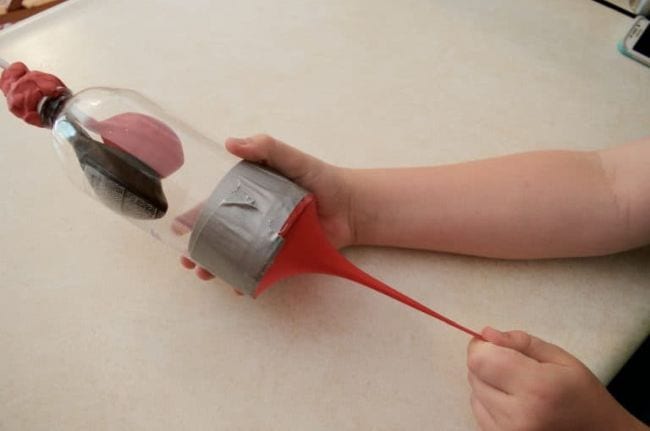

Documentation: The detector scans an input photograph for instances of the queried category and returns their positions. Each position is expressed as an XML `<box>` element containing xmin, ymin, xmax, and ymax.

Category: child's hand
<box><xmin>180</xmin><ymin>134</ymin><xmax>356</xmax><ymax>280</ymax></box>
<box><xmin>467</xmin><ymin>327</ymin><xmax>645</xmax><ymax>431</ymax></box>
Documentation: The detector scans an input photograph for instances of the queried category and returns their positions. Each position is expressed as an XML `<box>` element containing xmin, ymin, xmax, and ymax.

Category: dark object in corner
<box><xmin>608</xmin><ymin>334</ymin><xmax>650</xmax><ymax>426</ymax></box>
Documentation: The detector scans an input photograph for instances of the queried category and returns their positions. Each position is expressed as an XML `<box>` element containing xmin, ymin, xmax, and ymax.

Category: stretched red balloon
<box><xmin>258</xmin><ymin>195</ymin><xmax>483</xmax><ymax>339</ymax></box>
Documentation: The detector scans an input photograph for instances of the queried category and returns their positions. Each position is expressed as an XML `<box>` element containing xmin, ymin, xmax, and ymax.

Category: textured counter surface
<box><xmin>0</xmin><ymin>0</ymin><xmax>649</xmax><ymax>429</ymax></box>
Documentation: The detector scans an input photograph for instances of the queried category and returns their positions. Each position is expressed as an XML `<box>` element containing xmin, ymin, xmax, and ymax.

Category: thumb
<box><xmin>482</xmin><ymin>327</ymin><xmax>578</xmax><ymax>366</ymax></box>
<box><xmin>225</xmin><ymin>135</ymin><xmax>324</xmax><ymax>185</ymax></box>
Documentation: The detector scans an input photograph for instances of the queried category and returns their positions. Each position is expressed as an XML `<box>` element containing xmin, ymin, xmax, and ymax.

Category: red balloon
<box><xmin>259</xmin><ymin>195</ymin><xmax>483</xmax><ymax>339</ymax></box>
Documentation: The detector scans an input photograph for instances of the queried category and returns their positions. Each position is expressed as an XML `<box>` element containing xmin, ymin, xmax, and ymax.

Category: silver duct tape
<box><xmin>188</xmin><ymin>161</ymin><xmax>308</xmax><ymax>295</ymax></box>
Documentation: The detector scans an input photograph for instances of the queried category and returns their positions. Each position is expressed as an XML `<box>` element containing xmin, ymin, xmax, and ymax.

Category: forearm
<box><xmin>347</xmin><ymin>149</ymin><xmax>647</xmax><ymax>259</ymax></box>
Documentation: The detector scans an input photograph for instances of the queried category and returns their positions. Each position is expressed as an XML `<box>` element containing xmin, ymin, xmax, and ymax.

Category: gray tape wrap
<box><xmin>188</xmin><ymin>161</ymin><xmax>308</xmax><ymax>295</ymax></box>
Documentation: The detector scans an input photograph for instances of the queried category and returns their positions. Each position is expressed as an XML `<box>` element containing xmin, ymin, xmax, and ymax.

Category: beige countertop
<box><xmin>0</xmin><ymin>0</ymin><xmax>648</xmax><ymax>429</ymax></box>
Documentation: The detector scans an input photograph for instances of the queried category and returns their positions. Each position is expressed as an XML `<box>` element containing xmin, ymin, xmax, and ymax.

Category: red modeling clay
<box><xmin>0</xmin><ymin>62</ymin><xmax>67</xmax><ymax>127</ymax></box>
<box><xmin>258</xmin><ymin>195</ymin><xmax>483</xmax><ymax>338</ymax></box>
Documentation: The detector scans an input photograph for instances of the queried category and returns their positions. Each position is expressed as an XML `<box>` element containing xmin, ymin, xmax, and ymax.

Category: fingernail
<box><xmin>482</xmin><ymin>326</ymin><xmax>504</xmax><ymax>340</ymax></box>
<box><xmin>226</xmin><ymin>137</ymin><xmax>246</xmax><ymax>146</ymax></box>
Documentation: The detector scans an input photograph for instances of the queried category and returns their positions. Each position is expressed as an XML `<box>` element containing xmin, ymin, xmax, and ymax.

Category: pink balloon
<box><xmin>94</xmin><ymin>112</ymin><xmax>184</xmax><ymax>178</ymax></box>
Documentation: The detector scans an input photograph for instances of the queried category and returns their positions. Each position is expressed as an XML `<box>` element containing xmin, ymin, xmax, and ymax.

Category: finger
<box><xmin>172</xmin><ymin>202</ymin><xmax>205</xmax><ymax>235</ymax></box>
<box><xmin>180</xmin><ymin>256</ymin><xmax>196</xmax><ymax>269</ymax></box>
<box><xmin>467</xmin><ymin>337</ymin><xmax>537</xmax><ymax>394</ymax></box>
<box><xmin>195</xmin><ymin>267</ymin><xmax>215</xmax><ymax>281</ymax></box>
<box><xmin>470</xmin><ymin>394</ymin><xmax>499</xmax><ymax>431</ymax></box>
<box><xmin>467</xmin><ymin>371</ymin><xmax>510</xmax><ymax>415</ymax></box>
<box><xmin>482</xmin><ymin>327</ymin><xmax>577</xmax><ymax>366</ymax></box>
<box><xmin>225</xmin><ymin>135</ymin><xmax>324</xmax><ymax>183</ymax></box>
<box><xmin>182</xmin><ymin>257</ymin><xmax>221</xmax><ymax>283</ymax></box>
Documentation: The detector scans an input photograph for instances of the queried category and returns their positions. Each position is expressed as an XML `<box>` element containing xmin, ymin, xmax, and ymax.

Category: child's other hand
<box><xmin>180</xmin><ymin>134</ymin><xmax>356</xmax><ymax>281</ymax></box>
<box><xmin>467</xmin><ymin>327</ymin><xmax>645</xmax><ymax>431</ymax></box>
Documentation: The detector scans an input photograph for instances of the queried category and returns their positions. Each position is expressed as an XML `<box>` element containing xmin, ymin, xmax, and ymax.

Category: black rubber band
<box><xmin>591</xmin><ymin>0</ymin><xmax>636</xmax><ymax>18</ymax></box>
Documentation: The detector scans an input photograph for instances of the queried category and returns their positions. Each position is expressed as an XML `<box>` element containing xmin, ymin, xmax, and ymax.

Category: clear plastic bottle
<box><xmin>44</xmin><ymin>87</ymin><xmax>233</xmax><ymax>251</ymax></box>
<box><xmin>41</xmin><ymin>87</ymin><xmax>307</xmax><ymax>294</ymax></box>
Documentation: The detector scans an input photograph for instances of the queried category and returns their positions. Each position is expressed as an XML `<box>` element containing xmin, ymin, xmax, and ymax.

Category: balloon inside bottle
<box><xmin>0</xmin><ymin>62</ymin><xmax>482</xmax><ymax>338</ymax></box>
<box><xmin>46</xmin><ymin>86</ymin><xmax>306</xmax><ymax>294</ymax></box>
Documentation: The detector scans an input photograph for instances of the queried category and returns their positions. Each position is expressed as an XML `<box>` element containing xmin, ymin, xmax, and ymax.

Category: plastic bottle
<box><xmin>40</xmin><ymin>86</ymin><xmax>308</xmax><ymax>294</ymax></box>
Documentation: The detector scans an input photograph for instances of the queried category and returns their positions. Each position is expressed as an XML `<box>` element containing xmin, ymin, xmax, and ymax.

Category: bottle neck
<box><xmin>39</xmin><ymin>90</ymin><xmax>72</xmax><ymax>128</ymax></box>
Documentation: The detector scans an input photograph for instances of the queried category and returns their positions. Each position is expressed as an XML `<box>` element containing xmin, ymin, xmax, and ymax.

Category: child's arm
<box><xmin>181</xmin><ymin>135</ymin><xmax>650</xmax><ymax>278</ymax></box>
<box><xmin>348</xmin><ymin>139</ymin><xmax>650</xmax><ymax>258</ymax></box>
<box><xmin>208</xmin><ymin>135</ymin><xmax>650</xmax><ymax>431</ymax></box>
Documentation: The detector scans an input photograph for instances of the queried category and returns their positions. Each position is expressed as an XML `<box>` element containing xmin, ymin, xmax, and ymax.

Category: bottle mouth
<box><xmin>39</xmin><ymin>89</ymin><xmax>72</xmax><ymax>128</ymax></box>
